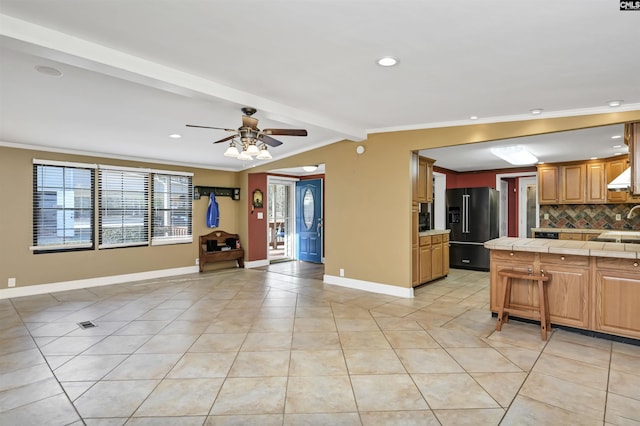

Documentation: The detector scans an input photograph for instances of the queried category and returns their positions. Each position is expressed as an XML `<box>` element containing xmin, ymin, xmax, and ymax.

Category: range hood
<box><xmin>608</xmin><ymin>167</ymin><xmax>631</xmax><ymax>191</ymax></box>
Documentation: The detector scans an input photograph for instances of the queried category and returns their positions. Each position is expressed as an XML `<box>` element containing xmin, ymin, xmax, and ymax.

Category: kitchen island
<box><xmin>485</xmin><ymin>237</ymin><xmax>640</xmax><ymax>341</ymax></box>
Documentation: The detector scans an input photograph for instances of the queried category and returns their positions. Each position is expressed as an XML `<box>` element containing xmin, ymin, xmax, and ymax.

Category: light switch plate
<box><xmin>544</xmin><ymin>214</ymin><xmax>549</xmax><ymax>220</ymax></box>
<box><xmin>257</xmin><ymin>212</ymin><xmax>263</xmax><ymax>219</ymax></box>
<box><xmin>616</xmin><ymin>214</ymin><xmax>622</xmax><ymax>221</ymax></box>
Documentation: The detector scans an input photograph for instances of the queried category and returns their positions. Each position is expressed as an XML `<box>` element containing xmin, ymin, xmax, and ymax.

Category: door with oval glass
<box><xmin>296</xmin><ymin>178</ymin><xmax>323</xmax><ymax>263</ymax></box>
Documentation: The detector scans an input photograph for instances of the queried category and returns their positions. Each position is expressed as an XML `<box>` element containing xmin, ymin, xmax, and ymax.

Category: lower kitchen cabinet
<box><xmin>539</xmin><ymin>254</ymin><xmax>590</xmax><ymax>329</ymax></box>
<box><xmin>594</xmin><ymin>258</ymin><xmax>640</xmax><ymax>339</ymax></box>
<box><xmin>489</xmin><ymin>250</ymin><xmax>640</xmax><ymax>340</ymax></box>
<box><xmin>416</xmin><ymin>232</ymin><xmax>449</xmax><ymax>286</ymax></box>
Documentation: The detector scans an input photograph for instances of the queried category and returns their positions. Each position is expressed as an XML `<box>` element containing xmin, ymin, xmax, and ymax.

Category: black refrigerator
<box><xmin>446</xmin><ymin>187</ymin><xmax>499</xmax><ymax>271</ymax></box>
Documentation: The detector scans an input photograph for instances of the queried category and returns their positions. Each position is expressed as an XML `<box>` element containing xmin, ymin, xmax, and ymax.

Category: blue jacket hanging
<box><xmin>206</xmin><ymin>192</ymin><xmax>220</xmax><ymax>228</ymax></box>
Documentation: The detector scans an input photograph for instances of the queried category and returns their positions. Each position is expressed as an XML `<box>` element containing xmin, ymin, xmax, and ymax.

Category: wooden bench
<box><xmin>199</xmin><ymin>230</ymin><xmax>244</xmax><ymax>272</ymax></box>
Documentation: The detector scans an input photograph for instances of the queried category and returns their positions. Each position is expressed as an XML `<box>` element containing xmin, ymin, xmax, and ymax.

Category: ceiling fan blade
<box><xmin>212</xmin><ymin>135</ymin><xmax>237</xmax><ymax>144</ymax></box>
<box><xmin>242</xmin><ymin>115</ymin><xmax>259</xmax><ymax>130</ymax></box>
<box><xmin>258</xmin><ymin>134</ymin><xmax>283</xmax><ymax>147</ymax></box>
<box><xmin>186</xmin><ymin>124</ymin><xmax>236</xmax><ymax>132</ymax></box>
<box><xmin>263</xmin><ymin>128</ymin><xmax>308</xmax><ymax>136</ymax></box>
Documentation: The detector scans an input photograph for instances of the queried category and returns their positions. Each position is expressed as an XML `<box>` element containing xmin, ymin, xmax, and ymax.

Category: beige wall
<box><xmin>2</xmin><ymin>111</ymin><xmax>640</xmax><ymax>291</ymax></box>
<box><xmin>0</xmin><ymin>146</ymin><xmax>242</xmax><ymax>288</ymax></box>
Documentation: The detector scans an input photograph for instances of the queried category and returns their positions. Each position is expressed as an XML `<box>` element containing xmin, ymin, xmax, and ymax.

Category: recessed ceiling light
<box><xmin>611</xmin><ymin>135</ymin><xmax>622</xmax><ymax>139</ymax></box>
<box><xmin>377</xmin><ymin>56</ymin><xmax>398</xmax><ymax>67</ymax></box>
<box><xmin>529</xmin><ymin>109</ymin><xmax>543</xmax><ymax>115</ymax></box>
<box><xmin>169</xmin><ymin>134</ymin><xmax>182</xmax><ymax>139</ymax></box>
<box><xmin>35</xmin><ymin>65</ymin><xmax>62</xmax><ymax>77</ymax></box>
<box><xmin>612</xmin><ymin>144</ymin><xmax>622</xmax><ymax>149</ymax></box>
<box><xmin>470</xmin><ymin>116</ymin><xmax>479</xmax><ymax>120</ymax></box>
<box><xmin>608</xmin><ymin>100</ymin><xmax>623</xmax><ymax>107</ymax></box>
<box><xmin>590</xmin><ymin>157</ymin><xmax>598</xmax><ymax>160</ymax></box>
<box><xmin>613</xmin><ymin>152</ymin><xmax>622</xmax><ymax>156</ymax></box>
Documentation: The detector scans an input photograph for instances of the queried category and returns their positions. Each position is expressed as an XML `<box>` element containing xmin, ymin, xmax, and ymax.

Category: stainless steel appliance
<box><xmin>446</xmin><ymin>187</ymin><xmax>499</xmax><ymax>270</ymax></box>
<box><xmin>533</xmin><ymin>231</ymin><xmax>559</xmax><ymax>239</ymax></box>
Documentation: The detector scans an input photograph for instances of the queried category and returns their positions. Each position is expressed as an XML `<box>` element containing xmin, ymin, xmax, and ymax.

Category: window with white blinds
<box><xmin>152</xmin><ymin>173</ymin><xmax>193</xmax><ymax>245</ymax></box>
<box><xmin>32</xmin><ymin>160</ymin><xmax>95</xmax><ymax>252</ymax></box>
<box><xmin>98</xmin><ymin>166</ymin><xmax>149</xmax><ymax>249</ymax></box>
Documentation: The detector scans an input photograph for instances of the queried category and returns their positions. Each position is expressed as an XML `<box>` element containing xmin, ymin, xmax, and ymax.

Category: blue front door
<box><xmin>296</xmin><ymin>179</ymin><xmax>322</xmax><ymax>263</ymax></box>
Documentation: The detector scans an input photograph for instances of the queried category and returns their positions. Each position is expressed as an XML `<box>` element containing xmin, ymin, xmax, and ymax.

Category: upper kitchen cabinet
<box><xmin>627</xmin><ymin>122</ymin><xmax>640</xmax><ymax>196</ymax></box>
<box><xmin>418</xmin><ymin>156</ymin><xmax>435</xmax><ymax>203</ymax></box>
<box><xmin>538</xmin><ymin>159</ymin><xmax>611</xmax><ymax>205</ymax></box>
<box><xmin>560</xmin><ymin>163</ymin><xmax>586</xmax><ymax>204</ymax></box>
<box><xmin>606</xmin><ymin>155</ymin><xmax>630</xmax><ymax>203</ymax></box>
<box><xmin>537</xmin><ymin>165</ymin><xmax>559</xmax><ymax>204</ymax></box>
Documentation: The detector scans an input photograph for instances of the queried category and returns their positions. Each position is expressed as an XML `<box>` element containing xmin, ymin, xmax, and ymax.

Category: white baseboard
<box><xmin>0</xmin><ymin>266</ymin><xmax>199</xmax><ymax>300</ymax></box>
<box><xmin>323</xmin><ymin>274</ymin><xmax>414</xmax><ymax>298</ymax></box>
<box><xmin>244</xmin><ymin>259</ymin><xmax>269</xmax><ymax>269</ymax></box>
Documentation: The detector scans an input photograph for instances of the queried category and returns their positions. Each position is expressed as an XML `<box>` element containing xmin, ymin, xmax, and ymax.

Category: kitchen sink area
<box><xmin>591</xmin><ymin>231</ymin><xmax>640</xmax><ymax>243</ymax></box>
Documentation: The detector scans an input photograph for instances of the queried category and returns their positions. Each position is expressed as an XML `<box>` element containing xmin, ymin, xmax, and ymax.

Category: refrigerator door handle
<box><xmin>462</xmin><ymin>194</ymin><xmax>470</xmax><ymax>233</ymax></box>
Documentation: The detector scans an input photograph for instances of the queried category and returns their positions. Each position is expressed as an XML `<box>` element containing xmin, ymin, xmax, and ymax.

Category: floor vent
<box><xmin>77</xmin><ymin>321</ymin><xmax>96</xmax><ymax>329</ymax></box>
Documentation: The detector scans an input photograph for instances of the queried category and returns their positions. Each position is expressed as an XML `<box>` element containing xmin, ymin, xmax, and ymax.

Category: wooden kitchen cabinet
<box><xmin>412</xmin><ymin>153</ymin><xmax>419</xmax><ymax>203</ymax></box>
<box><xmin>490</xmin><ymin>251</ymin><xmax>589</xmax><ymax>328</ymax></box>
<box><xmin>539</xmin><ymin>254</ymin><xmax>590</xmax><ymax>329</ymax></box>
<box><xmin>594</xmin><ymin>257</ymin><xmax>640</xmax><ymax>339</ymax></box>
<box><xmin>419</xmin><ymin>236</ymin><xmax>432</xmax><ymax>284</ymax></box>
<box><xmin>537</xmin><ymin>165</ymin><xmax>559</xmax><ymax>204</ymax></box>
<box><xmin>559</xmin><ymin>232</ymin><xmax>582</xmax><ymax>241</ymax></box>
<box><xmin>606</xmin><ymin>156</ymin><xmax>629</xmax><ymax>203</ymax></box>
<box><xmin>489</xmin><ymin>251</ymin><xmax>536</xmax><ymax>312</ymax></box>
<box><xmin>560</xmin><ymin>163</ymin><xmax>586</xmax><ymax>204</ymax></box>
<box><xmin>431</xmin><ymin>234</ymin><xmax>443</xmax><ymax>279</ymax></box>
<box><xmin>585</xmin><ymin>161</ymin><xmax>606</xmax><ymax>203</ymax></box>
<box><xmin>417</xmin><ymin>156</ymin><xmax>434</xmax><ymax>203</ymax></box>
<box><xmin>412</xmin><ymin>202</ymin><xmax>419</xmax><ymax>286</ymax></box>
<box><xmin>627</xmin><ymin>122</ymin><xmax>640</xmax><ymax>196</ymax></box>
<box><xmin>443</xmin><ymin>234</ymin><xmax>450</xmax><ymax>276</ymax></box>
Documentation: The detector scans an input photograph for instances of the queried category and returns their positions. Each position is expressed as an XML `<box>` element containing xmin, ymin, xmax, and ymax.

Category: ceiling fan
<box><xmin>186</xmin><ymin>107</ymin><xmax>307</xmax><ymax>148</ymax></box>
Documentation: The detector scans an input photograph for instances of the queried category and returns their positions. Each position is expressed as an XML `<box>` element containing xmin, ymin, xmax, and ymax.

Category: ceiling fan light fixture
<box><xmin>490</xmin><ymin>145</ymin><xmax>538</xmax><ymax>165</ymax></box>
<box><xmin>246</xmin><ymin>142</ymin><xmax>260</xmax><ymax>156</ymax></box>
<box><xmin>302</xmin><ymin>165</ymin><xmax>318</xmax><ymax>172</ymax></box>
<box><xmin>256</xmin><ymin>144</ymin><xmax>272</xmax><ymax>160</ymax></box>
<box><xmin>223</xmin><ymin>141</ymin><xmax>240</xmax><ymax>158</ymax></box>
<box><xmin>237</xmin><ymin>149</ymin><xmax>253</xmax><ymax>161</ymax></box>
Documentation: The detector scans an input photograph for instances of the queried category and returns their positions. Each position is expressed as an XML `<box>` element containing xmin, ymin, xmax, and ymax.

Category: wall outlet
<box><xmin>544</xmin><ymin>214</ymin><xmax>549</xmax><ymax>220</ymax></box>
<box><xmin>616</xmin><ymin>214</ymin><xmax>622</xmax><ymax>221</ymax></box>
<box><xmin>195</xmin><ymin>258</ymin><xmax>199</xmax><ymax>266</ymax></box>
<box><xmin>339</xmin><ymin>268</ymin><xmax>345</xmax><ymax>277</ymax></box>
<box><xmin>8</xmin><ymin>278</ymin><xmax>16</xmax><ymax>288</ymax></box>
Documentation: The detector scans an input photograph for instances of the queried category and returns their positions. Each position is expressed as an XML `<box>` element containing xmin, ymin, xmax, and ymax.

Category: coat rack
<box><xmin>193</xmin><ymin>186</ymin><xmax>240</xmax><ymax>200</ymax></box>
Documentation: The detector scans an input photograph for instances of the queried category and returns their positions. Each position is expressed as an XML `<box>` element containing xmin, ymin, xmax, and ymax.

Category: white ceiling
<box><xmin>0</xmin><ymin>1</ymin><xmax>639</xmax><ymax>172</ymax></box>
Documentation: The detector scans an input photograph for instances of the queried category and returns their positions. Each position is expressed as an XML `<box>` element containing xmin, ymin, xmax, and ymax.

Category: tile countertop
<box><xmin>418</xmin><ymin>229</ymin><xmax>451</xmax><ymax>237</ymax></box>
<box><xmin>484</xmin><ymin>237</ymin><xmax>640</xmax><ymax>259</ymax></box>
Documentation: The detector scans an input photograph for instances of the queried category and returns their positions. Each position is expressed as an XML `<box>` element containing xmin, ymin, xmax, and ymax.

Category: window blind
<box><xmin>32</xmin><ymin>162</ymin><xmax>95</xmax><ymax>252</ymax></box>
<box><xmin>151</xmin><ymin>173</ymin><xmax>193</xmax><ymax>245</ymax></box>
<box><xmin>98</xmin><ymin>167</ymin><xmax>149</xmax><ymax>249</ymax></box>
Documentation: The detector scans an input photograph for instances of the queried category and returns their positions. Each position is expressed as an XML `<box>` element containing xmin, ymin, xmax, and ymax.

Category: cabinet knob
<box><xmin>560</xmin><ymin>256</ymin><xmax>566</xmax><ymax>261</ymax></box>
<box><xmin>634</xmin><ymin>262</ymin><xmax>639</xmax><ymax>267</ymax></box>
<box><xmin>510</xmin><ymin>252</ymin><xmax>514</xmax><ymax>256</ymax></box>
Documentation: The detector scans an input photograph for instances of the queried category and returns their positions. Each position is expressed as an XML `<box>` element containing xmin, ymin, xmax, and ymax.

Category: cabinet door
<box><xmin>412</xmin><ymin>203</ymin><xmax>419</xmax><ymax>286</ymax></box>
<box><xmin>417</xmin><ymin>157</ymin><xmax>429</xmax><ymax>203</ymax></box>
<box><xmin>627</xmin><ymin>122</ymin><xmax>640</xmax><ymax>196</ymax></box>
<box><xmin>431</xmin><ymin>242</ymin><xmax>443</xmax><ymax>279</ymax></box>
<box><xmin>411</xmin><ymin>153</ymin><xmax>419</xmax><ymax>203</ymax></box>
<box><xmin>537</xmin><ymin>165</ymin><xmax>559</xmax><ymax>204</ymax></box>
<box><xmin>419</xmin><ymin>244</ymin><xmax>432</xmax><ymax>283</ymax></box>
<box><xmin>425</xmin><ymin>158</ymin><xmax>434</xmax><ymax>202</ymax></box>
<box><xmin>490</xmin><ymin>261</ymin><xmax>535</xmax><ymax>312</ymax></box>
<box><xmin>595</xmin><ymin>269</ymin><xmax>640</xmax><ymax>339</ymax></box>
<box><xmin>560</xmin><ymin>164</ymin><xmax>585</xmax><ymax>204</ymax></box>
<box><xmin>606</xmin><ymin>157</ymin><xmax>629</xmax><ymax>203</ymax></box>
<box><xmin>443</xmin><ymin>236</ymin><xmax>450</xmax><ymax>276</ymax></box>
<box><xmin>559</xmin><ymin>233</ymin><xmax>582</xmax><ymax>241</ymax></box>
<box><xmin>540</xmin><ymin>263</ymin><xmax>590</xmax><ymax>328</ymax></box>
<box><xmin>585</xmin><ymin>161</ymin><xmax>606</xmax><ymax>203</ymax></box>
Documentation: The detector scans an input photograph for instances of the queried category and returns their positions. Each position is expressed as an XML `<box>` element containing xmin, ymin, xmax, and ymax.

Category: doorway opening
<box><xmin>267</xmin><ymin>177</ymin><xmax>296</xmax><ymax>262</ymax></box>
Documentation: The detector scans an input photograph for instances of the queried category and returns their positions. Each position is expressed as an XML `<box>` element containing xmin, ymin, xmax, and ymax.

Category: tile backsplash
<box><xmin>540</xmin><ymin>204</ymin><xmax>640</xmax><ymax>230</ymax></box>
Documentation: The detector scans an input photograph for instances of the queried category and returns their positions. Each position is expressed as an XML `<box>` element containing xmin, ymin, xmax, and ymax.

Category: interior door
<box><xmin>296</xmin><ymin>179</ymin><xmax>322</xmax><ymax>263</ymax></box>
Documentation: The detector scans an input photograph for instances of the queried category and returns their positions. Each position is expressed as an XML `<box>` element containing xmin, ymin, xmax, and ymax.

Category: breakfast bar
<box><xmin>485</xmin><ymin>236</ymin><xmax>640</xmax><ymax>341</ymax></box>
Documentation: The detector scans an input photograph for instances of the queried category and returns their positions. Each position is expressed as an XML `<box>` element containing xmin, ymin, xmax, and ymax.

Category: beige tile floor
<box><xmin>1</xmin><ymin>266</ymin><xmax>639</xmax><ymax>425</ymax></box>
